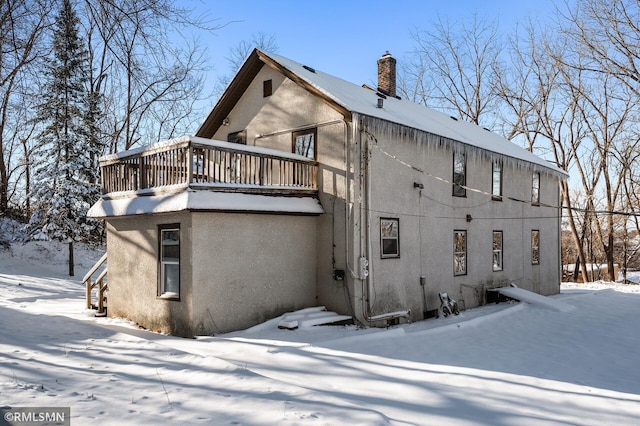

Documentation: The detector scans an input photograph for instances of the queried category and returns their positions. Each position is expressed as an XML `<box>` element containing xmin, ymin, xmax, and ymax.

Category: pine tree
<box><xmin>29</xmin><ymin>0</ymin><xmax>104</xmax><ymax>275</ymax></box>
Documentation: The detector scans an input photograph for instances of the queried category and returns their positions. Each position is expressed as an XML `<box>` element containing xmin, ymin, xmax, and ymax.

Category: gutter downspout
<box><xmin>357</xmin><ymin>116</ymin><xmax>409</xmax><ymax>325</ymax></box>
<box><xmin>365</xmin><ymin>125</ymin><xmax>374</xmax><ymax>320</ymax></box>
<box><xmin>345</xmin><ymin>118</ymin><xmax>359</xmax><ymax>281</ymax></box>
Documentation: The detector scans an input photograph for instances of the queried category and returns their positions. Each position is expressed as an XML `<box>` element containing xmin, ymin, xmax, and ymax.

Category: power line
<box><xmin>370</xmin><ymin>142</ymin><xmax>640</xmax><ymax>219</ymax></box>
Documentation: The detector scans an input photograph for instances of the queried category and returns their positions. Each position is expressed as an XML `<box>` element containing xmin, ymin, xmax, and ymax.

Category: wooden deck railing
<box><xmin>100</xmin><ymin>137</ymin><xmax>318</xmax><ymax>195</ymax></box>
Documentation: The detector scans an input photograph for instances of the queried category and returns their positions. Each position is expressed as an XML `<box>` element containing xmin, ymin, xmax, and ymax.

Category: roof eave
<box><xmin>256</xmin><ymin>50</ymin><xmax>353</xmax><ymax>122</ymax></box>
<box><xmin>196</xmin><ymin>50</ymin><xmax>265</xmax><ymax>139</ymax></box>
<box><xmin>196</xmin><ymin>49</ymin><xmax>352</xmax><ymax>139</ymax></box>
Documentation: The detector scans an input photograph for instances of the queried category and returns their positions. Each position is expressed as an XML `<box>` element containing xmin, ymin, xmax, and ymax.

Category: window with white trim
<box><xmin>381</xmin><ymin>218</ymin><xmax>400</xmax><ymax>258</ymax></box>
<box><xmin>159</xmin><ymin>225</ymin><xmax>180</xmax><ymax>298</ymax></box>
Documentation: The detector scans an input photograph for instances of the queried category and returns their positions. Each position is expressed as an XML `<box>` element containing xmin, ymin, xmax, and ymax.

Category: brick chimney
<box><xmin>377</xmin><ymin>51</ymin><xmax>396</xmax><ymax>98</ymax></box>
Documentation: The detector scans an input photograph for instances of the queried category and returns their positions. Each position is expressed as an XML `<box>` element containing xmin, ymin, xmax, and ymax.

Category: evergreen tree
<box><xmin>29</xmin><ymin>0</ymin><xmax>104</xmax><ymax>274</ymax></box>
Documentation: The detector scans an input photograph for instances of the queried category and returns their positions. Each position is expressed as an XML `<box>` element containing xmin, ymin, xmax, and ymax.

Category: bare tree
<box><xmin>0</xmin><ymin>0</ymin><xmax>54</xmax><ymax>214</ymax></box>
<box><xmin>2</xmin><ymin>0</ymin><xmax>221</xmax><ymax>223</ymax></box>
<box><xmin>213</xmin><ymin>32</ymin><xmax>279</xmax><ymax>100</ymax></box>
<box><xmin>81</xmin><ymin>0</ymin><xmax>217</xmax><ymax>152</ymax></box>
<box><xmin>497</xmin><ymin>21</ymin><xmax>593</xmax><ymax>283</ymax></box>
<box><xmin>560</xmin><ymin>0</ymin><xmax>640</xmax><ymax>98</ymax></box>
<box><xmin>404</xmin><ymin>13</ymin><xmax>504</xmax><ymax>127</ymax></box>
<box><xmin>556</xmin><ymin>0</ymin><xmax>640</xmax><ymax>281</ymax></box>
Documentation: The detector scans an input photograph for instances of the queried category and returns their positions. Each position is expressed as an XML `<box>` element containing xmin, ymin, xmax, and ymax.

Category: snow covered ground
<box><xmin>1</xmin><ymin>239</ymin><xmax>640</xmax><ymax>425</ymax></box>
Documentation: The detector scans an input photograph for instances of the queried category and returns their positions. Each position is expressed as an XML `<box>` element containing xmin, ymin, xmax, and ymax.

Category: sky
<box><xmin>187</xmin><ymin>0</ymin><xmax>560</xmax><ymax>99</ymax></box>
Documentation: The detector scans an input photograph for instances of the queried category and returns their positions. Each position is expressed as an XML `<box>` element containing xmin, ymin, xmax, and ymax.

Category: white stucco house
<box><xmin>88</xmin><ymin>49</ymin><xmax>568</xmax><ymax>337</ymax></box>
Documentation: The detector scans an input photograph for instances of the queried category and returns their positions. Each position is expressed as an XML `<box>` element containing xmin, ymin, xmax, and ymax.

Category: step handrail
<box><xmin>84</xmin><ymin>253</ymin><xmax>108</xmax><ymax>312</ymax></box>
<box><xmin>83</xmin><ymin>252</ymin><xmax>107</xmax><ymax>283</ymax></box>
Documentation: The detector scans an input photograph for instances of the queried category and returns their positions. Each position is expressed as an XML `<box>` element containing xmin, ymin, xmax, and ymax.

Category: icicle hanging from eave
<box><xmin>358</xmin><ymin>115</ymin><xmax>567</xmax><ymax>180</ymax></box>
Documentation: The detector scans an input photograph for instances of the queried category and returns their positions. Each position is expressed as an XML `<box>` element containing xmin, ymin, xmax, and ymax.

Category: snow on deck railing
<box><xmin>100</xmin><ymin>136</ymin><xmax>318</xmax><ymax>195</ymax></box>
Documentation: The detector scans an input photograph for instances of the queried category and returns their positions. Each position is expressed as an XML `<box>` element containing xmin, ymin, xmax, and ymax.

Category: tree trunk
<box><xmin>68</xmin><ymin>241</ymin><xmax>74</xmax><ymax>277</ymax></box>
<box><xmin>606</xmin><ymin>234</ymin><xmax>615</xmax><ymax>282</ymax></box>
<box><xmin>562</xmin><ymin>181</ymin><xmax>589</xmax><ymax>283</ymax></box>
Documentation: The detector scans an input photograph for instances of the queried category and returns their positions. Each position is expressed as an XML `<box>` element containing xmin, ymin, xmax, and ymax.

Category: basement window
<box><xmin>453</xmin><ymin>151</ymin><xmax>466</xmax><ymax>197</ymax></box>
<box><xmin>454</xmin><ymin>230</ymin><xmax>467</xmax><ymax>275</ymax></box>
<box><xmin>292</xmin><ymin>128</ymin><xmax>317</xmax><ymax>160</ymax></box>
<box><xmin>159</xmin><ymin>225</ymin><xmax>180</xmax><ymax>299</ymax></box>
<box><xmin>381</xmin><ymin>218</ymin><xmax>400</xmax><ymax>258</ymax></box>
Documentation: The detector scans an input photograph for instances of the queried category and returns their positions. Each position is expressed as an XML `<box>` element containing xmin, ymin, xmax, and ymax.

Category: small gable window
<box><xmin>263</xmin><ymin>79</ymin><xmax>273</xmax><ymax>97</ymax></box>
<box><xmin>453</xmin><ymin>151</ymin><xmax>466</xmax><ymax>197</ymax></box>
<box><xmin>380</xmin><ymin>218</ymin><xmax>400</xmax><ymax>258</ymax></box>
<box><xmin>292</xmin><ymin>128</ymin><xmax>317</xmax><ymax>160</ymax></box>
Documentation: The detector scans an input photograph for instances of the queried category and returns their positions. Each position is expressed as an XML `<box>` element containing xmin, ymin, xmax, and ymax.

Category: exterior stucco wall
<box><xmin>364</xmin><ymin>132</ymin><xmax>562</xmax><ymax>321</ymax></box>
<box><xmin>105</xmin><ymin>213</ymin><xmax>194</xmax><ymax>336</ymax></box>
<box><xmin>211</xmin><ymin>64</ymin><xmax>354</xmax><ymax>318</ymax></box>
<box><xmin>106</xmin><ymin>211</ymin><xmax>318</xmax><ymax>337</ymax></box>
<box><xmin>190</xmin><ymin>212</ymin><xmax>317</xmax><ymax>335</ymax></box>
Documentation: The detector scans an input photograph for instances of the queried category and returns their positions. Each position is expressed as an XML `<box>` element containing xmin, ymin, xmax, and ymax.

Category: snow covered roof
<box><xmin>198</xmin><ymin>49</ymin><xmax>567</xmax><ymax>177</ymax></box>
<box><xmin>88</xmin><ymin>191</ymin><xmax>324</xmax><ymax>218</ymax></box>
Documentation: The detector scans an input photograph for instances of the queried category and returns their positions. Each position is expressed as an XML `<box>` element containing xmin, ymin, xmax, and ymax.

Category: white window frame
<box><xmin>380</xmin><ymin>218</ymin><xmax>400</xmax><ymax>258</ymax></box>
<box><xmin>159</xmin><ymin>225</ymin><xmax>180</xmax><ymax>299</ymax></box>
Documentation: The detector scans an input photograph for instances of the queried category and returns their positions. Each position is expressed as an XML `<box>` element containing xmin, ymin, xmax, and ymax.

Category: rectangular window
<box><xmin>532</xmin><ymin>172</ymin><xmax>540</xmax><ymax>205</ymax></box>
<box><xmin>159</xmin><ymin>225</ymin><xmax>180</xmax><ymax>298</ymax></box>
<box><xmin>531</xmin><ymin>230</ymin><xmax>540</xmax><ymax>265</ymax></box>
<box><xmin>454</xmin><ymin>230</ymin><xmax>467</xmax><ymax>275</ymax></box>
<box><xmin>453</xmin><ymin>151</ymin><xmax>466</xmax><ymax>197</ymax></box>
<box><xmin>263</xmin><ymin>79</ymin><xmax>273</xmax><ymax>97</ymax></box>
<box><xmin>381</xmin><ymin>218</ymin><xmax>400</xmax><ymax>258</ymax></box>
<box><xmin>292</xmin><ymin>128</ymin><xmax>317</xmax><ymax>160</ymax></box>
<box><xmin>492</xmin><ymin>160</ymin><xmax>502</xmax><ymax>200</ymax></box>
<box><xmin>493</xmin><ymin>231</ymin><xmax>503</xmax><ymax>271</ymax></box>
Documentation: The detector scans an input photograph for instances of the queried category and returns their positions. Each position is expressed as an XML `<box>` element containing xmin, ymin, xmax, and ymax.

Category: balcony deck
<box><xmin>99</xmin><ymin>136</ymin><xmax>318</xmax><ymax>198</ymax></box>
